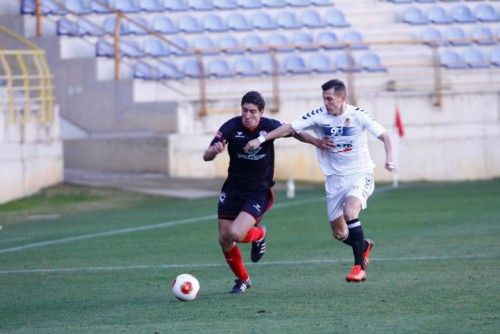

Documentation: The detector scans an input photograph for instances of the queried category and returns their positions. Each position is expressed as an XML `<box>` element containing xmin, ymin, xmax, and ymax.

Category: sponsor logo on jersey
<box><xmin>237</xmin><ymin>147</ymin><xmax>266</xmax><ymax>161</ymax></box>
<box><xmin>253</xmin><ymin>203</ymin><xmax>261</xmax><ymax>212</ymax></box>
<box><xmin>235</xmin><ymin>131</ymin><xmax>245</xmax><ymax>138</ymax></box>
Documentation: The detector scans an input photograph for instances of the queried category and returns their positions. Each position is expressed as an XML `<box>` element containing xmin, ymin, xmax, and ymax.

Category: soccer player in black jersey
<box><xmin>203</xmin><ymin>91</ymin><xmax>314</xmax><ymax>293</ymax></box>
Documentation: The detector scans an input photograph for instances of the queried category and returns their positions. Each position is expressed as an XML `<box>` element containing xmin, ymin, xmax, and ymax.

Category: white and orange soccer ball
<box><xmin>171</xmin><ymin>274</ymin><xmax>200</xmax><ymax>301</ymax></box>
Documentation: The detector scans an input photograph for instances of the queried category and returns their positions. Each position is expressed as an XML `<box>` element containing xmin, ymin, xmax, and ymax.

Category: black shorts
<box><xmin>217</xmin><ymin>188</ymin><xmax>274</xmax><ymax>222</ymax></box>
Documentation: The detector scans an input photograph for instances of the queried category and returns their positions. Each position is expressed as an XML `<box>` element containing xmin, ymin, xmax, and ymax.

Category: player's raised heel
<box><xmin>362</xmin><ymin>239</ymin><xmax>374</xmax><ymax>269</ymax></box>
<box><xmin>251</xmin><ymin>225</ymin><xmax>267</xmax><ymax>263</ymax></box>
<box><xmin>230</xmin><ymin>278</ymin><xmax>252</xmax><ymax>294</ymax></box>
<box><xmin>346</xmin><ymin>265</ymin><xmax>367</xmax><ymax>282</ymax></box>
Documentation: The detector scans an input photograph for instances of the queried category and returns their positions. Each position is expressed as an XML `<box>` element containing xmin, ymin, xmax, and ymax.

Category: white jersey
<box><xmin>291</xmin><ymin>104</ymin><xmax>386</xmax><ymax>176</ymax></box>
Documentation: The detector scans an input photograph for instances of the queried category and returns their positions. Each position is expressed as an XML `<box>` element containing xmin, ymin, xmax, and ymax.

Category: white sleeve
<box><xmin>291</xmin><ymin>112</ymin><xmax>320</xmax><ymax>132</ymax></box>
<box><xmin>359</xmin><ymin>111</ymin><xmax>386</xmax><ymax>137</ymax></box>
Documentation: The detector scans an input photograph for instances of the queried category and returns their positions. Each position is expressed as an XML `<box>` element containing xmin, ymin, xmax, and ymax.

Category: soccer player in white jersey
<box><xmin>244</xmin><ymin>79</ymin><xmax>396</xmax><ymax>282</ymax></box>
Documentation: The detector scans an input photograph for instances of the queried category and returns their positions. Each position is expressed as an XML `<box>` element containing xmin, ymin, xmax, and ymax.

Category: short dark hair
<box><xmin>321</xmin><ymin>79</ymin><xmax>346</xmax><ymax>96</ymax></box>
<box><xmin>241</xmin><ymin>91</ymin><xmax>265</xmax><ymax>111</ymax></box>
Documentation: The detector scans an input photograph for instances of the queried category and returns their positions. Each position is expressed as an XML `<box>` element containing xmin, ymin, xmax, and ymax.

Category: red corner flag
<box><xmin>394</xmin><ymin>107</ymin><xmax>405</xmax><ymax>138</ymax></box>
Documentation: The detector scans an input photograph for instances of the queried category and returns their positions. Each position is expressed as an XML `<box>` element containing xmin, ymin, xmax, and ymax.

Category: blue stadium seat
<box><xmin>444</xmin><ymin>27</ymin><xmax>470</xmax><ymax>46</ymax></box>
<box><xmin>153</xmin><ymin>16</ymin><xmax>178</xmax><ymax>34</ymax></box>
<box><xmin>491</xmin><ymin>48</ymin><xmax>500</xmax><ymax>67</ymax></box>
<box><xmin>171</xmin><ymin>37</ymin><xmax>194</xmax><ymax>56</ymax></box>
<box><xmin>189</xmin><ymin>0</ymin><xmax>215</xmax><ymax>11</ymax></box>
<box><xmin>291</xmin><ymin>32</ymin><xmax>317</xmax><ymax>51</ymax></box>
<box><xmin>416</xmin><ymin>0</ymin><xmax>437</xmax><ymax>3</ymax></box>
<box><xmin>57</xmin><ymin>18</ymin><xmax>77</xmax><ymax>36</ymax></box>
<box><xmin>91</xmin><ymin>0</ymin><xmax>113</xmax><ymax>13</ymax></box>
<box><xmin>226</xmin><ymin>13</ymin><xmax>253</xmax><ymax>31</ymax></box>
<box><xmin>420</xmin><ymin>27</ymin><xmax>445</xmax><ymax>46</ymax></box>
<box><xmin>202</xmin><ymin>14</ymin><xmax>228</xmax><ymax>32</ymax></box>
<box><xmin>275</xmin><ymin>11</ymin><xmax>302</xmax><ymax>29</ymax></box>
<box><xmin>165</xmin><ymin>0</ymin><xmax>190</xmax><ymax>11</ymax></box>
<box><xmin>426</xmin><ymin>6</ymin><xmax>452</xmax><ymax>24</ymax></box>
<box><xmin>207</xmin><ymin>59</ymin><xmax>234</xmax><ymax>77</ymax></box>
<box><xmin>128</xmin><ymin>17</ymin><xmax>149</xmax><ymax>35</ymax></box>
<box><xmin>242</xmin><ymin>35</ymin><xmax>267</xmax><ymax>53</ymax></box>
<box><xmin>287</xmin><ymin>0</ymin><xmax>310</xmax><ymax>7</ymax></box>
<box><xmin>463</xmin><ymin>48</ymin><xmax>489</xmax><ymax>68</ymax></box>
<box><xmin>324</xmin><ymin>9</ymin><xmax>350</xmax><ymax>27</ymax></box>
<box><xmin>159</xmin><ymin>61</ymin><xmax>184</xmax><ymax>79</ymax></box>
<box><xmin>387</xmin><ymin>0</ymin><xmax>413</xmax><ymax>3</ymax></box>
<box><xmin>213</xmin><ymin>0</ymin><xmax>238</xmax><ymax>9</ymax></box>
<box><xmin>284</xmin><ymin>55</ymin><xmax>310</xmax><ymax>74</ymax></box>
<box><xmin>192</xmin><ymin>36</ymin><xmax>218</xmax><ymax>54</ymax></box>
<box><xmin>103</xmin><ymin>17</ymin><xmax>130</xmax><ymax>35</ymax></box>
<box><xmin>39</xmin><ymin>0</ymin><xmax>68</xmax><ymax>15</ymax></box>
<box><xmin>336</xmin><ymin>53</ymin><xmax>361</xmax><ymax>72</ymax></box>
<box><xmin>143</xmin><ymin>38</ymin><xmax>171</xmax><ymax>56</ymax></box>
<box><xmin>474</xmin><ymin>4</ymin><xmax>499</xmax><ymax>22</ymax></box>
<box><xmin>450</xmin><ymin>5</ymin><xmax>476</xmax><ymax>23</ymax></box>
<box><xmin>134</xmin><ymin>62</ymin><xmax>160</xmax><ymax>80</ymax></box>
<box><xmin>317</xmin><ymin>31</ymin><xmax>341</xmax><ymax>49</ymax></box>
<box><xmin>77</xmin><ymin>20</ymin><xmax>105</xmax><ymax>36</ymax></box>
<box><xmin>177</xmin><ymin>15</ymin><xmax>203</xmax><ymax>33</ymax></box>
<box><xmin>115</xmin><ymin>0</ymin><xmax>140</xmax><ymax>13</ymax></box>
<box><xmin>233</xmin><ymin>57</ymin><xmax>260</xmax><ymax>76</ymax></box>
<box><xmin>439</xmin><ymin>49</ymin><xmax>467</xmax><ymax>69</ymax></box>
<box><xmin>259</xmin><ymin>56</ymin><xmax>285</xmax><ymax>75</ymax></box>
<box><xmin>96</xmin><ymin>39</ymin><xmax>114</xmax><ymax>57</ymax></box>
<box><xmin>121</xmin><ymin>40</ymin><xmax>145</xmax><ymax>58</ymax></box>
<box><xmin>341</xmin><ymin>30</ymin><xmax>368</xmax><ymax>49</ymax></box>
<box><xmin>300</xmin><ymin>10</ymin><xmax>326</xmax><ymax>28</ymax></box>
<box><xmin>471</xmin><ymin>26</ymin><xmax>495</xmax><ymax>45</ymax></box>
<box><xmin>402</xmin><ymin>6</ymin><xmax>429</xmax><ymax>25</ymax></box>
<box><xmin>65</xmin><ymin>0</ymin><xmax>92</xmax><ymax>14</ymax></box>
<box><xmin>359</xmin><ymin>52</ymin><xmax>386</xmax><ymax>72</ymax></box>
<box><xmin>182</xmin><ymin>59</ymin><xmax>203</xmax><ymax>78</ymax></box>
<box><xmin>139</xmin><ymin>0</ymin><xmax>165</xmax><ymax>12</ymax></box>
<box><xmin>311</xmin><ymin>0</ymin><xmax>334</xmax><ymax>6</ymax></box>
<box><xmin>267</xmin><ymin>34</ymin><xmax>294</xmax><ymax>52</ymax></box>
<box><xmin>252</xmin><ymin>12</ymin><xmax>277</xmax><ymax>30</ymax></box>
<box><xmin>217</xmin><ymin>36</ymin><xmax>244</xmax><ymax>54</ymax></box>
<box><xmin>237</xmin><ymin>0</ymin><xmax>263</xmax><ymax>9</ymax></box>
<box><xmin>309</xmin><ymin>53</ymin><xmax>336</xmax><ymax>73</ymax></box>
<box><xmin>262</xmin><ymin>0</ymin><xmax>287</xmax><ymax>8</ymax></box>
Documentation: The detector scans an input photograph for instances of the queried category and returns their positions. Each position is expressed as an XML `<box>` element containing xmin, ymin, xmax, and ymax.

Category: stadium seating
<box><xmin>152</xmin><ymin>16</ymin><xmax>178</xmax><ymax>34</ymax></box>
<box><xmin>267</xmin><ymin>34</ymin><xmax>294</xmax><ymax>52</ymax></box>
<box><xmin>341</xmin><ymin>30</ymin><xmax>368</xmax><ymax>49</ymax></box>
<box><xmin>77</xmin><ymin>20</ymin><xmax>105</xmax><ymax>36</ymax></box>
<box><xmin>165</xmin><ymin>0</ymin><xmax>190</xmax><ymax>11</ymax></box>
<box><xmin>463</xmin><ymin>48</ymin><xmax>489</xmax><ymax>68</ymax></box>
<box><xmin>202</xmin><ymin>14</ymin><xmax>228</xmax><ymax>32</ymax></box>
<box><xmin>103</xmin><ymin>17</ymin><xmax>130</xmax><ymax>35</ymax></box>
<box><xmin>171</xmin><ymin>37</ymin><xmax>194</xmax><ymax>56</ymax></box>
<box><xmin>159</xmin><ymin>61</ymin><xmax>184</xmax><ymax>79</ymax></box>
<box><xmin>450</xmin><ymin>5</ymin><xmax>476</xmax><ymax>23</ymax></box>
<box><xmin>300</xmin><ymin>10</ymin><xmax>326</xmax><ymax>28</ymax></box>
<box><xmin>317</xmin><ymin>31</ymin><xmax>341</xmax><ymax>49</ymax></box>
<box><xmin>292</xmin><ymin>32</ymin><xmax>317</xmax><ymax>51</ymax></box>
<box><xmin>182</xmin><ymin>59</ymin><xmax>203</xmax><ymax>78</ymax></box>
<box><xmin>192</xmin><ymin>36</ymin><xmax>217</xmax><ymax>54</ymax></box>
<box><xmin>226</xmin><ymin>13</ymin><xmax>253</xmax><ymax>31</ymax></box>
<box><xmin>189</xmin><ymin>0</ymin><xmax>215</xmax><ymax>11</ymax></box>
<box><xmin>359</xmin><ymin>52</ymin><xmax>386</xmax><ymax>72</ymax></box>
<box><xmin>283</xmin><ymin>55</ymin><xmax>310</xmax><ymax>74</ymax></box>
<box><xmin>216</xmin><ymin>36</ymin><xmax>244</xmax><ymax>54</ymax></box>
<box><xmin>471</xmin><ymin>26</ymin><xmax>496</xmax><ymax>45</ymax></box>
<box><xmin>491</xmin><ymin>48</ymin><xmax>500</xmax><ymax>67</ymax></box>
<box><xmin>91</xmin><ymin>0</ymin><xmax>113</xmax><ymax>14</ymax></box>
<box><xmin>128</xmin><ymin>17</ymin><xmax>148</xmax><ymax>35</ymax></box>
<box><xmin>309</xmin><ymin>53</ymin><xmax>336</xmax><ymax>73</ymax></box>
<box><xmin>324</xmin><ymin>8</ymin><xmax>350</xmax><ymax>27</ymax></box>
<box><xmin>242</xmin><ymin>34</ymin><xmax>266</xmax><ymax>53</ymax></box>
<box><xmin>262</xmin><ymin>0</ymin><xmax>287</xmax><ymax>8</ymax></box>
<box><xmin>213</xmin><ymin>0</ymin><xmax>238</xmax><ymax>10</ymax></box>
<box><xmin>114</xmin><ymin>0</ymin><xmax>141</xmax><ymax>13</ymax></box>
<box><xmin>66</xmin><ymin>0</ymin><xmax>92</xmax><ymax>14</ymax></box>
<box><xmin>310</xmin><ymin>0</ymin><xmax>333</xmax><ymax>6</ymax></box>
<box><xmin>142</xmin><ymin>38</ymin><xmax>171</xmax><ymax>57</ymax></box>
<box><xmin>402</xmin><ymin>6</ymin><xmax>429</xmax><ymax>25</ymax></box>
<box><xmin>287</xmin><ymin>0</ymin><xmax>311</xmax><ymax>7</ymax></box>
<box><xmin>139</xmin><ymin>0</ymin><xmax>165</xmax><ymax>12</ymax></box>
<box><xmin>420</xmin><ymin>27</ymin><xmax>445</xmax><ymax>45</ymax></box>
<box><xmin>259</xmin><ymin>56</ymin><xmax>285</xmax><ymax>75</ymax></box>
<box><xmin>439</xmin><ymin>49</ymin><xmax>467</xmax><ymax>69</ymax></box>
<box><xmin>336</xmin><ymin>53</ymin><xmax>361</xmax><ymax>72</ymax></box>
<box><xmin>426</xmin><ymin>6</ymin><xmax>452</xmax><ymax>24</ymax></box>
<box><xmin>134</xmin><ymin>62</ymin><xmax>160</xmax><ymax>80</ymax></box>
<box><xmin>233</xmin><ymin>57</ymin><xmax>260</xmax><ymax>76</ymax></box>
<box><xmin>275</xmin><ymin>11</ymin><xmax>302</xmax><ymax>29</ymax></box>
<box><xmin>237</xmin><ymin>0</ymin><xmax>263</xmax><ymax>9</ymax></box>
<box><xmin>207</xmin><ymin>59</ymin><xmax>234</xmax><ymax>77</ymax></box>
<box><xmin>474</xmin><ymin>4</ymin><xmax>499</xmax><ymax>23</ymax></box>
<box><xmin>444</xmin><ymin>27</ymin><xmax>470</xmax><ymax>46</ymax></box>
<box><xmin>177</xmin><ymin>15</ymin><xmax>203</xmax><ymax>33</ymax></box>
<box><xmin>252</xmin><ymin>12</ymin><xmax>277</xmax><ymax>30</ymax></box>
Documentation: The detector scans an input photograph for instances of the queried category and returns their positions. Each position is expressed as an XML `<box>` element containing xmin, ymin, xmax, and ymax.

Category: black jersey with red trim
<box><xmin>210</xmin><ymin>116</ymin><xmax>282</xmax><ymax>191</ymax></box>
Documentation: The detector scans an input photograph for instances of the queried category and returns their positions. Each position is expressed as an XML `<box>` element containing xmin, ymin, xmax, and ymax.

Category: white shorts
<box><xmin>325</xmin><ymin>173</ymin><xmax>375</xmax><ymax>222</ymax></box>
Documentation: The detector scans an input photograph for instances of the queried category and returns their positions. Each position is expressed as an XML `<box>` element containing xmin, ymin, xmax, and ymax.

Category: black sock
<box><xmin>346</xmin><ymin>218</ymin><xmax>365</xmax><ymax>267</ymax></box>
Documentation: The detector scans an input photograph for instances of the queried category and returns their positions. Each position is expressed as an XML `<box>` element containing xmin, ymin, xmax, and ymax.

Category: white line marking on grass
<box><xmin>0</xmin><ymin>254</ymin><xmax>493</xmax><ymax>275</ymax></box>
<box><xmin>0</xmin><ymin>195</ymin><xmax>326</xmax><ymax>255</ymax></box>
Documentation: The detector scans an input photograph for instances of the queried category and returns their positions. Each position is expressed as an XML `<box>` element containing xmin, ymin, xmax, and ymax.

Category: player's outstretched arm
<box><xmin>243</xmin><ymin>124</ymin><xmax>294</xmax><ymax>152</ymax></box>
<box><xmin>203</xmin><ymin>141</ymin><xmax>226</xmax><ymax>161</ymax></box>
<box><xmin>294</xmin><ymin>132</ymin><xmax>335</xmax><ymax>150</ymax></box>
<box><xmin>378</xmin><ymin>132</ymin><xmax>396</xmax><ymax>172</ymax></box>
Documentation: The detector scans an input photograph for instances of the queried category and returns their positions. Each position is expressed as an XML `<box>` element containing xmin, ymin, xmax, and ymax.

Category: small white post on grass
<box><xmin>286</xmin><ymin>178</ymin><xmax>295</xmax><ymax>199</ymax></box>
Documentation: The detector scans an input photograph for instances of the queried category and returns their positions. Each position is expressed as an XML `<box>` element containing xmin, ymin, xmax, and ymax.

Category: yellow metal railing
<box><xmin>0</xmin><ymin>24</ymin><xmax>54</xmax><ymax>125</ymax></box>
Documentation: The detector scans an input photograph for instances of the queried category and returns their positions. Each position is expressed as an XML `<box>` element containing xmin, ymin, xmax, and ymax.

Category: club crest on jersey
<box><xmin>344</xmin><ymin>118</ymin><xmax>350</xmax><ymax>126</ymax></box>
<box><xmin>219</xmin><ymin>192</ymin><xmax>226</xmax><ymax>203</ymax></box>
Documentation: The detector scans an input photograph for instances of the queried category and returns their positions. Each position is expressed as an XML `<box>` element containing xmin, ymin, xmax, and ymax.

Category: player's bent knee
<box><xmin>334</xmin><ymin>232</ymin><xmax>347</xmax><ymax>241</ymax></box>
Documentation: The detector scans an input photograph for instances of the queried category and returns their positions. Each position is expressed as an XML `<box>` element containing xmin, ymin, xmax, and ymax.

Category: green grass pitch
<box><xmin>0</xmin><ymin>180</ymin><xmax>499</xmax><ymax>333</ymax></box>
